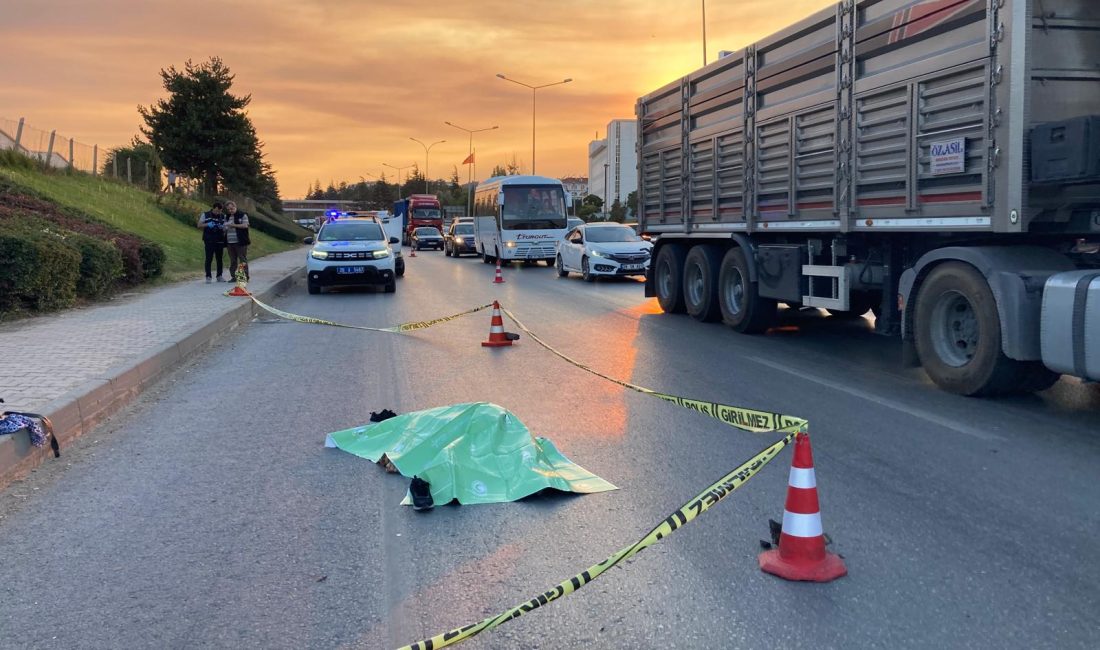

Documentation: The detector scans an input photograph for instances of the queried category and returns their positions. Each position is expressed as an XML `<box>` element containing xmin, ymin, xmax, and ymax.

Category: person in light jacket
<box><xmin>224</xmin><ymin>201</ymin><xmax>251</xmax><ymax>281</ymax></box>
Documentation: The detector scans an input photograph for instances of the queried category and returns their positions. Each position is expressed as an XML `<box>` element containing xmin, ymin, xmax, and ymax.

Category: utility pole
<box><xmin>496</xmin><ymin>74</ymin><xmax>572</xmax><ymax>175</ymax></box>
<box><xmin>409</xmin><ymin>138</ymin><xmax>445</xmax><ymax>193</ymax></box>
<box><xmin>445</xmin><ymin>121</ymin><xmax>498</xmax><ymax>216</ymax></box>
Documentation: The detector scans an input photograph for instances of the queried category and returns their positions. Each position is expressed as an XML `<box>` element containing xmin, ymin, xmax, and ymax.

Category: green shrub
<box><xmin>138</xmin><ymin>242</ymin><xmax>166</xmax><ymax>279</ymax></box>
<box><xmin>67</xmin><ymin>232</ymin><xmax>124</xmax><ymax>299</ymax></box>
<box><xmin>0</xmin><ymin>222</ymin><xmax>81</xmax><ymax>314</ymax></box>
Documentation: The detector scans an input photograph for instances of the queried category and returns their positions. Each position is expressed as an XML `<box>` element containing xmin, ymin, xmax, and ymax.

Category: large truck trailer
<box><xmin>639</xmin><ymin>0</ymin><xmax>1099</xmax><ymax>395</ymax></box>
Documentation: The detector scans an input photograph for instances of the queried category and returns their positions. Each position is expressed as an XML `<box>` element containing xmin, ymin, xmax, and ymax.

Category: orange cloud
<box><xmin>0</xmin><ymin>0</ymin><xmax>835</xmax><ymax>197</ymax></box>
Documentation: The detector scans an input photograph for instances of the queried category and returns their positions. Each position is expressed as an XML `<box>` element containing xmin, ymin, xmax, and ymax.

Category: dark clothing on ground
<box><xmin>204</xmin><ymin>242</ymin><xmax>225</xmax><ymax>279</ymax></box>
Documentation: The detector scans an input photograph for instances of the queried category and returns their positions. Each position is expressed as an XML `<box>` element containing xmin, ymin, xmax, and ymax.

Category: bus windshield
<box><xmin>501</xmin><ymin>186</ymin><xmax>567</xmax><ymax>230</ymax></box>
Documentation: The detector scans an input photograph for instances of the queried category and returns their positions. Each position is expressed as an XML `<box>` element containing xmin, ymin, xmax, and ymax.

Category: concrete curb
<box><xmin>0</xmin><ymin>268</ymin><xmax>303</xmax><ymax>490</ymax></box>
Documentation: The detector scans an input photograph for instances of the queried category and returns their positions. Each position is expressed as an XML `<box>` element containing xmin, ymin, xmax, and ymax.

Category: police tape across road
<box><xmin>248</xmin><ymin>296</ymin><xmax>493</xmax><ymax>333</ymax></box>
<box><xmin>396</xmin><ymin>432</ymin><xmax>797</xmax><ymax>650</ymax></box>
<box><xmin>241</xmin><ymin>296</ymin><xmax>810</xmax><ymax>648</ymax></box>
<box><xmin>246</xmin><ymin>296</ymin><xmax>808</xmax><ymax>435</ymax></box>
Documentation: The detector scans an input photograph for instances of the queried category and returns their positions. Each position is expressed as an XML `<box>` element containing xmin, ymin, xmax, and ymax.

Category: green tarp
<box><xmin>324</xmin><ymin>402</ymin><xmax>618</xmax><ymax>506</ymax></box>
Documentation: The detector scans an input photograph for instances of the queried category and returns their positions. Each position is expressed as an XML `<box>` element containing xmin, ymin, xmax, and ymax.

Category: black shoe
<box><xmin>410</xmin><ymin>476</ymin><xmax>433</xmax><ymax>511</ymax></box>
<box><xmin>370</xmin><ymin>409</ymin><xmax>398</xmax><ymax>422</ymax></box>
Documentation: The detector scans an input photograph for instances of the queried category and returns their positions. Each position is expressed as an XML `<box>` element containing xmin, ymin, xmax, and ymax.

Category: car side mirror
<box><xmin>389</xmin><ymin>237</ymin><xmax>400</xmax><ymax>244</ymax></box>
<box><xmin>303</xmin><ymin>236</ymin><xmax>315</xmax><ymax>245</ymax></box>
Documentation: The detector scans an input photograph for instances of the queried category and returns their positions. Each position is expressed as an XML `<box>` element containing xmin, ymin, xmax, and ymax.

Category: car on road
<box><xmin>411</xmin><ymin>226</ymin><xmax>444</xmax><ymax>251</ymax></box>
<box><xmin>556</xmin><ymin>222</ymin><xmax>653</xmax><ymax>281</ymax></box>
<box><xmin>304</xmin><ymin>218</ymin><xmax>399</xmax><ymax>294</ymax></box>
<box><xmin>444</xmin><ymin>221</ymin><xmax>477</xmax><ymax>257</ymax></box>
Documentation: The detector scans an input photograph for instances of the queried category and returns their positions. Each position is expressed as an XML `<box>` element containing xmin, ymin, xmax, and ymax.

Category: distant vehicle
<box><xmin>472</xmin><ymin>175</ymin><xmax>569</xmax><ymax>267</ymax></box>
<box><xmin>330</xmin><ymin>210</ymin><xmax>405</xmax><ymax>277</ymax></box>
<box><xmin>411</xmin><ymin>226</ymin><xmax>444</xmax><ymax>251</ymax></box>
<box><xmin>304</xmin><ymin>218</ymin><xmax>399</xmax><ymax>294</ymax></box>
<box><xmin>444</xmin><ymin>221</ymin><xmax>477</xmax><ymax>257</ymax></box>
<box><xmin>556</xmin><ymin>223</ymin><xmax>652</xmax><ymax>281</ymax></box>
<box><xmin>393</xmin><ymin>195</ymin><xmax>443</xmax><ymax>246</ymax></box>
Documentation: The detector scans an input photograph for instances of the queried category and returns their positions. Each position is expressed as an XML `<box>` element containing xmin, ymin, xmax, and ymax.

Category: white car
<box><xmin>305</xmin><ymin>218</ymin><xmax>399</xmax><ymax>294</ymax></box>
<box><xmin>555</xmin><ymin>223</ymin><xmax>653</xmax><ymax>281</ymax></box>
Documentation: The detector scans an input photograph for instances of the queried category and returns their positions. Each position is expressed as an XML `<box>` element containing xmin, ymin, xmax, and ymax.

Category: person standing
<box><xmin>225</xmin><ymin>201</ymin><xmax>251</xmax><ymax>281</ymax></box>
<box><xmin>197</xmin><ymin>201</ymin><xmax>227</xmax><ymax>283</ymax></box>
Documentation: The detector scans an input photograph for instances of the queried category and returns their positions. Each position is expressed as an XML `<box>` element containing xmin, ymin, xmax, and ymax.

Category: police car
<box><xmin>305</xmin><ymin>215</ymin><xmax>399</xmax><ymax>294</ymax></box>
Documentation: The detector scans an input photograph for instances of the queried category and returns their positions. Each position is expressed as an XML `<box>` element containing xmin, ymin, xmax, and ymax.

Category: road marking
<box><xmin>747</xmin><ymin>356</ymin><xmax>1005</xmax><ymax>442</ymax></box>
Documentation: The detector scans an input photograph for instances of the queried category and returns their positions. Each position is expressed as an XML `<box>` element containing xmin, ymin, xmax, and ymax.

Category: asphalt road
<box><xmin>2</xmin><ymin>250</ymin><xmax>1098</xmax><ymax>649</ymax></box>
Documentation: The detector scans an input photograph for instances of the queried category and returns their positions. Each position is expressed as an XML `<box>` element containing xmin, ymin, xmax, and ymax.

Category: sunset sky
<box><xmin>1</xmin><ymin>0</ymin><xmax>834</xmax><ymax>198</ymax></box>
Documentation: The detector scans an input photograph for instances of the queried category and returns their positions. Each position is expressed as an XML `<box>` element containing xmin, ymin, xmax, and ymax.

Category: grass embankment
<box><xmin>0</xmin><ymin>162</ymin><xmax>295</xmax><ymax>280</ymax></box>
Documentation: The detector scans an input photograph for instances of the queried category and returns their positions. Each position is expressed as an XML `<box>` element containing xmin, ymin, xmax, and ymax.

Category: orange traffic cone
<box><xmin>758</xmin><ymin>432</ymin><xmax>847</xmax><ymax>582</ymax></box>
<box><xmin>225</xmin><ymin>263</ymin><xmax>251</xmax><ymax>297</ymax></box>
<box><xmin>481</xmin><ymin>301</ymin><xmax>513</xmax><ymax>347</ymax></box>
<box><xmin>492</xmin><ymin>258</ymin><xmax>505</xmax><ymax>284</ymax></box>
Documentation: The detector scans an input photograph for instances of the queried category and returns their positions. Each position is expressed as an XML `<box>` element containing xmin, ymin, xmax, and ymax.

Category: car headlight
<box><xmin>589</xmin><ymin>249</ymin><xmax>606</xmax><ymax>258</ymax></box>
<box><xmin>505</xmin><ymin>241</ymin><xmax>517</xmax><ymax>248</ymax></box>
<box><xmin>310</xmin><ymin>250</ymin><xmax>329</xmax><ymax>260</ymax></box>
<box><xmin>372</xmin><ymin>249</ymin><xmax>391</xmax><ymax>259</ymax></box>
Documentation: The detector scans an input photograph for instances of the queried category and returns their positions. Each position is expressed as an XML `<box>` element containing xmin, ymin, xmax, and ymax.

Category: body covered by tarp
<box><xmin>325</xmin><ymin>402</ymin><xmax>617</xmax><ymax>505</ymax></box>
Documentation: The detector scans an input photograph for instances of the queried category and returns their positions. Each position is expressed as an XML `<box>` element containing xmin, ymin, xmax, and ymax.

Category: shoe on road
<box><xmin>409</xmin><ymin>476</ymin><xmax>433</xmax><ymax>512</ymax></box>
<box><xmin>205</xmin><ymin>277</ymin><xmax>212</xmax><ymax>284</ymax></box>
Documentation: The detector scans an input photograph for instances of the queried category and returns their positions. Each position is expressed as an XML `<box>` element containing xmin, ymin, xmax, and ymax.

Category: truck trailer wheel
<box><xmin>683</xmin><ymin>245</ymin><xmax>722</xmax><ymax>321</ymax></box>
<box><xmin>654</xmin><ymin>244</ymin><xmax>687</xmax><ymax>313</ymax></box>
<box><xmin>718</xmin><ymin>247</ymin><xmax>775</xmax><ymax>333</ymax></box>
<box><xmin>914</xmin><ymin>262</ymin><xmax>1054</xmax><ymax>396</ymax></box>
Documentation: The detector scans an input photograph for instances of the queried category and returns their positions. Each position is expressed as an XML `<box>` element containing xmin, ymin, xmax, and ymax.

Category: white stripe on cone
<box><xmin>781</xmin><ymin>510</ymin><xmax>824</xmax><ymax>538</ymax></box>
<box><xmin>788</xmin><ymin>467</ymin><xmax>817</xmax><ymax>489</ymax></box>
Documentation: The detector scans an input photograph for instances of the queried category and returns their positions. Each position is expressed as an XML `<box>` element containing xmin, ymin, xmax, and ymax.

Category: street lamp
<box><xmin>445</xmin><ymin>121</ymin><xmax>498</xmax><ymax>216</ymax></box>
<box><xmin>409</xmin><ymin>138</ymin><xmax>445</xmax><ymax>194</ymax></box>
<box><xmin>383</xmin><ymin>162</ymin><xmax>414</xmax><ymax>188</ymax></box>
<box><xmin>496</xmin><ymin>73</ymin><xmax>572</xmax><ymax>175</ymax></box>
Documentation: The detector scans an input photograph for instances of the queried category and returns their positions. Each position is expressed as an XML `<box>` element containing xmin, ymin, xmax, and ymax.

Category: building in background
<box><xmin>587</xmin><ymin>119</ymin><xmax>637</xmax><ymax>211</ymax></box>
<box><xmin>559</xmin><ymin>176</ymin><xmax>588</xmax><ymax>214</ymax></box>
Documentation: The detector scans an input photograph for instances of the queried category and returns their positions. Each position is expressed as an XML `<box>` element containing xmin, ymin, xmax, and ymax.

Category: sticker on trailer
<box><xmin>930</xmin><ymin>137</ymin><xmax>966</xmax><ymax>175</ymax></box>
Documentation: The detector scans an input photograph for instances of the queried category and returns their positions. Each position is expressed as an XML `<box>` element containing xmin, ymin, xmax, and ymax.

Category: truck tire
<box><xmin>683</xmin><ymin>245</ymin><xmax>722</xmax><ymax>322</ymax></box>
<box><xmin>654</xmin><ymin>244</ymin><xmax>687</xmax><ymax>313</ymax></box>
<box><xmin>718</xmin><ymin>247</ymin><xmax>775</xmax><ymax>333</ymax></box>
<box><xmin>914</xmin><ymin>262</ymin><xmax>1047</xmax><ymax>396</ymax></box>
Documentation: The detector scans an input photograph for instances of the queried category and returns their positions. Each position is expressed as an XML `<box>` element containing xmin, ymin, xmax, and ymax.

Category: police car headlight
<box><xmin>310</xmin><ymin>250</ymin><xmax>329</xmax><ymax>260</ymax></box>
<box><xmin>372</xmin><ymin>250</ymin><xmax>391</xmax><ymax>259</ymax></box>
<box><xmin>505</xmin><ymin>241</ymin><xmax>518</xmax><ymax>248</ymax></box>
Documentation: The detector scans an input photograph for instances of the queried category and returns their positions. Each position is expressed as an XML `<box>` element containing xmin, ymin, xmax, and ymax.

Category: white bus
<box><xmin>472</xmin><ymin>175</ymin><xmax>568</xmax><ymax>266</ymax></box>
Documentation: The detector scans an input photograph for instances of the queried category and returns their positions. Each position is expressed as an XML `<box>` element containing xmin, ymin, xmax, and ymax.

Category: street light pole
<box><xmin>496</xmin><ymin>74</ymin><xmax>572</xmax><ymax>175</ymax></box>
<box><xmin>409</xmin><ymin>138</ymin><xmax>445</xmax><ymax>194</ymax></box>
<box><xmin>702</xmin><ymin>0</ymin><xmax>708</xmax><ymax>67</ymax></box>
<box><xmin>445</xmin><ymin>121</ymin><xmax>498</xmax><ymax>217</ymax></box>
<box><xmin>382</xmin><ymin>162</ymin><xmax>414</xmax><ymax>201</ymax></box>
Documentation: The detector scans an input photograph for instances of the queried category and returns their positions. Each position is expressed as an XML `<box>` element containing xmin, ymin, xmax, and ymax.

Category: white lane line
<box><xmin>747</xmin><ymin>356</ymin><xmax>1005</xmax><ymax>442</ymax></box>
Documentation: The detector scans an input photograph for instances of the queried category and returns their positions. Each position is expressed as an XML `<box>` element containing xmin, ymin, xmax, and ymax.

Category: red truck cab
<box><xmin>395</xmin><ymin>194</ymin><xmax>443</xmax><ymax>245</ymax></box>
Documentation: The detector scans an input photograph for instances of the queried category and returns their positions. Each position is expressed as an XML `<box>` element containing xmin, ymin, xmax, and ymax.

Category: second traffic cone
<box><xmin>758</xmin><ymin>432</ymin><xmax>847</xmax><ymax>582</ymax></box>
<box><xmin>481</xmin><ymin>301</ymin><xmax>512</xmax><ymax>347</ymax></box>
<box><xmin>225</xmin><ymin>263</ymin><xmax>251</xmax><ymax>297</ymax></box>
<box><xmin>492</xmin><ymin>258</ymin><xmax>505</xmax><ymax>284</ymax></box>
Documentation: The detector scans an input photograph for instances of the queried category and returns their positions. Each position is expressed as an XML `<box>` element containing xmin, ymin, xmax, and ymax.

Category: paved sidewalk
<box><xmin>0</xmin><ymin>249</ymin><xmax>305</xmax><ymax>486</ymax></box>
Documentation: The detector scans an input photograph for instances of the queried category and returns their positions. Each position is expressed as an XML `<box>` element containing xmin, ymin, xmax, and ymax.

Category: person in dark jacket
<box><xmin>225</xmin><ymin>201</ymin><xmax>252</xmax><ymax>281</ymax></box>
<box><xmin>197</xmin><ymin>202</ymin><xmax>227</xmax><ymax>283</ymax></box>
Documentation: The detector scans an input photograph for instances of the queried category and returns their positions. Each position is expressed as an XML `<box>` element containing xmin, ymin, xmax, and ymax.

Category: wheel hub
<box><xmin>724</xmin><ymin>267</ymin><xmax>745</xmax><ymax>315</ymax></box>
<box><xmin>931</xmin><ymin>290</ymin><xmax>979</xmax><ymax>368</ymax></box>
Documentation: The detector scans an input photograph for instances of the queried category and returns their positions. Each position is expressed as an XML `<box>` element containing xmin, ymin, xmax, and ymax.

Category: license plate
<box><xmin>337</xmin><ymin>266</ymin><xmax>365</xmax><ymax>274</ymax></box>
<box><xmin>621</xmin><ymin>263</ymin><xmax>644</xmax><ymax>271</ymax></box>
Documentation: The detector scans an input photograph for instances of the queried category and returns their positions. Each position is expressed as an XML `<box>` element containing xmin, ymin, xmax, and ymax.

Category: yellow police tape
<box><xmin>501</xmin><ymin>308</ymin><xmax>807</xmax><ymax>434</ymax></box>
<box><xmin>396</xmin><ymin>431</ymin><xmax>796</xmax><ymax>650</ymax></box>
<box><xmin>248</xmin><ymin>297</ymin><xmax>493</xmax><ymax>333</ymax></box>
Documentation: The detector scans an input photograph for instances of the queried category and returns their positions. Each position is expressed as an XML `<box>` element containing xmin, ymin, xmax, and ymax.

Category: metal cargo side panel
<box><xmin>1040</xmin><ymin>271</ymin><xmax>1100</xmax><ymax>380</ymax></box>
<box><xmin>850</xmin><ymin>0</ymin><xmax>995</xmax><ymax>231</ymax></box>
<box><xmin>639</xmin><ymin>79</ymin><xmax>684</xmax><ymax>228</ymax></box>
<box><xmin>686</xmin><ymin>50</ymin><xmax>748</xmax><ymax>225</ymax></box>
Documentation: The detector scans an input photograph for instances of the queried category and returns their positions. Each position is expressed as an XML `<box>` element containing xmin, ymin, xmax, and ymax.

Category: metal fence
<box><xmin>0</xmin><ymin>116</ymin><xmax>103</xmax><ymax>174</ymax></box>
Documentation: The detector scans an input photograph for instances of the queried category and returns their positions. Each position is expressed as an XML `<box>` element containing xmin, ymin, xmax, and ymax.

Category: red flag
<box><xmin>462</xmin><ymin>152</ymin><xmax>475</xmax><ymax>165</ymax></box>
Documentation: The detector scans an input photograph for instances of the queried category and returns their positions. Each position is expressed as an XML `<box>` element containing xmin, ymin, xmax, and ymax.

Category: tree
<box><xmin>370</xmin><ymin>172</ymin><xmax>393</xmax><ymax>209</ymax></box>
<box><xmin>402</xmin><ymin>165</ymin><xmax>424</xmax><ymax>197</ymax></box>
<box><xmin>505</xmin><ymin>154</ymin><xmax>524</xmax><ymax>176</ymax></box>
<box><xmin>490</xmin><ymin>164</ymin><xmax>508</xmax><ymax>178</ymax></box>
<box><xmin>139</xmin><ymin>57</ymin><xmax>267</xmax><ymax>198</ymax></box>
<box><xmin>609</xmin><ymin>199</ymin><xmax>627</xmax><ymax>222</ymax></box>
<box><xmin>626</xmin><ymin>190</ymin><xmax>638</xmax><ymax>218</ymax></box>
